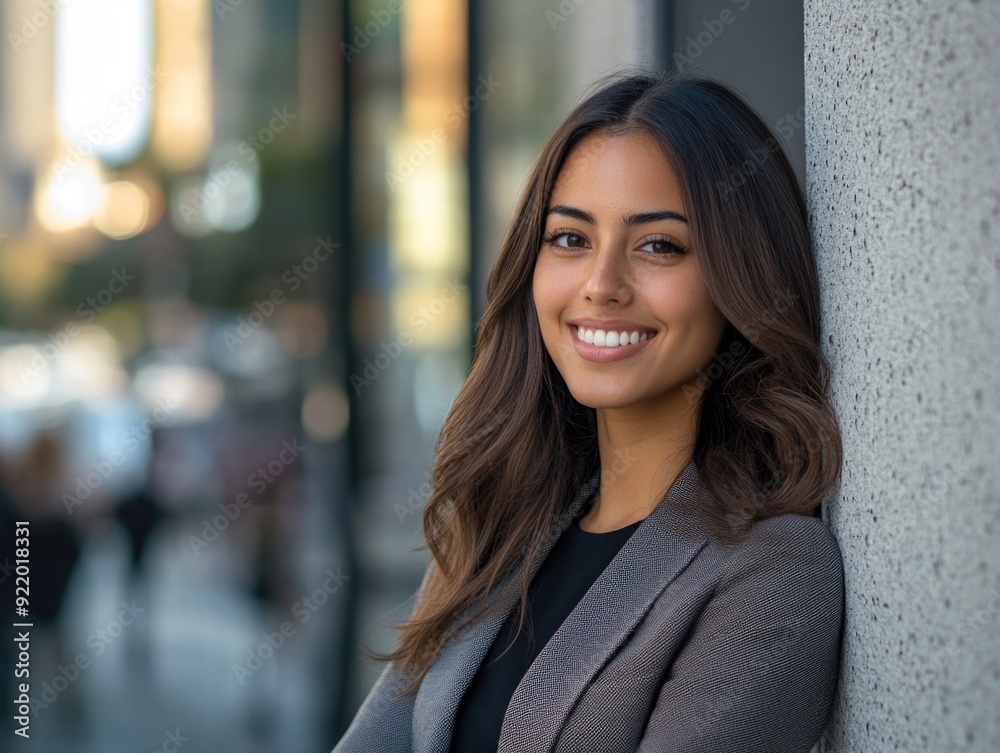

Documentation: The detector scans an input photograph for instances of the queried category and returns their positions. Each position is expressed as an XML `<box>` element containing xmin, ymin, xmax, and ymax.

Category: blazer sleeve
<box><xmin>331</xmin><ymin>557</ymin><xmax>437</xmax><ymax>753</ymax></box>
<box><xmin>636</xmin><ymin>515</ymin><xmax>846</xmax><ymax>753</ymax></box>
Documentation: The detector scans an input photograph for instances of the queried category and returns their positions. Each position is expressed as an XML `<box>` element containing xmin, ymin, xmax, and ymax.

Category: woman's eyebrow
<box><xmin>546</xmin><ymin>204</ymin><xmax>688</xmax><ymax>226</ymax></box>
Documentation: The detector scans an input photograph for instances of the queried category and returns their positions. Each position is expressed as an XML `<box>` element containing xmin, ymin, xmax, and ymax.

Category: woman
<box><xmin>333</xmin><ymin>69</ymin><xmax>845</xmax><ymax>753</ymax></box>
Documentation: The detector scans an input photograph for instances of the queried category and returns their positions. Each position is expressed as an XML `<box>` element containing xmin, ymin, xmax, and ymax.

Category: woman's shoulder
<box><xmin>706</xmin><ymin>512</ymin><xmax>844</xmax><ymax>592</ymax></box>
<box><xmin>744</xmin><ymin>511</ymin><xmax>841</xmax><ymax>552</ymax></box>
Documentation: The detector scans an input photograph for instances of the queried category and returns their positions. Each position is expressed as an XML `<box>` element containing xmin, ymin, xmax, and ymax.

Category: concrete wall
<box><xmin>804</xmin><ymin>2</ymin><xmax>1000</xmax><ymax>751</ymax></box>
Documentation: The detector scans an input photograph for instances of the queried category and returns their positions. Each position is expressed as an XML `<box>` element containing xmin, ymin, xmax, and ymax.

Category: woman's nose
<box><xmin>582</xmin><ymin>242</ymin><xmax>632</xmax><ymax>305</ymax></box>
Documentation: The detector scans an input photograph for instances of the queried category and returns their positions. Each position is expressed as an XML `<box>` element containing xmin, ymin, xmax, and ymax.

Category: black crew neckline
<box><xmin>573</xmin><ymin>515</ymin><xmax>645</xmax><ymax>536</ymax></box>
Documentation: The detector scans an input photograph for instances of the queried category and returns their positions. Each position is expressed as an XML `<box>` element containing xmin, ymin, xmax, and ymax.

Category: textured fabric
<box><xmin>331</xmin><ymin>458</ymin><xmax>846</xmax><ymax>753</ymax></box>
<box><xmin>449</xmin><ymin>513</ymin><xmax>644</xmax><ymax>752</ymax></box>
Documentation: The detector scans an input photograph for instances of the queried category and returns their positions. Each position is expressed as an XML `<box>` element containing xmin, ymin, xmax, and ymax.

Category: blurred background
<box><xmin>0</xmin><ymin>1</ymin><xmax>806</xmax><ymax>751</ymax></box>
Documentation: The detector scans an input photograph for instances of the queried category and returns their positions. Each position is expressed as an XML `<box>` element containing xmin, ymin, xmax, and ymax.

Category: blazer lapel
<box><xmin>412</xmin><ymin>469</ymin><xmax>603</xmax><ymax>753</ymax></box>
<box><xmin>498</xmin><ymin>457</ymin><xmax>711</xmax><ymax>752</ymax></box>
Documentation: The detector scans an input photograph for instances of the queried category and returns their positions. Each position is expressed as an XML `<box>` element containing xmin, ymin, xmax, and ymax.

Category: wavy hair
<box><xmin>368</xmin><ymin>68</ymin><xmax>842</xmax><ymax>696</ymax></box>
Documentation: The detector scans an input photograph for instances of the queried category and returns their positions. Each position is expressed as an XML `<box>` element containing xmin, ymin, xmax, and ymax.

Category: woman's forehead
<box><xmin>548</xmin><ymin>132</ymin><xmax>686</xmax><ymax>219</ymax></box>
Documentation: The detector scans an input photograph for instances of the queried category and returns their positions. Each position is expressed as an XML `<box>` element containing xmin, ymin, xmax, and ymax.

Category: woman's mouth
<box><xmin>574</xmin><ymin>326</ymin><xmax>655</xmax><ymax>348</ymax></box>
<box><xmin>570</xmin><ymin>325</ymin><xmax>657</xmax><ymax>363</ymax></box>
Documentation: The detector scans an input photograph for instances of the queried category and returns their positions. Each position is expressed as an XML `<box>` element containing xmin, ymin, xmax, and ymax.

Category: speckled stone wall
<box><xmin>804</xmin><ymin>2</ymin><xmax>1000</xmax><ymax>751</ymax></box>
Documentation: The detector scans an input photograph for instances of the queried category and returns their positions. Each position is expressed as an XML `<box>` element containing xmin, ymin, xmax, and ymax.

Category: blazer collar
<box><xmin>412</xmin><ymin>457</ymin><xmax>713</xmax><ymax>753</ymax></box>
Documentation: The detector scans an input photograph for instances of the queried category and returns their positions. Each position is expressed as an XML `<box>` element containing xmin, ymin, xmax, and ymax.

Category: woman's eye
<box><xmin>542</xmin><ymin>232</ymin><xmax>685</xmax><ymax>256</ymax></box>
<box><xmin>640</xmin><ymin>239</ymin><xmax>686</xmax><ymax>257</ymax></box>
<box><xmin>544</xmin><ymin>232</ymin><xmax>587</xmax><ymax>248</ymax></box>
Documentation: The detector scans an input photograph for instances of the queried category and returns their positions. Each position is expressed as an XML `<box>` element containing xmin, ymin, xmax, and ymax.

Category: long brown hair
<box><xmin>368</xmin><ymin>67</ymin><xmax>842</xmax><ymax>696</ymax></box>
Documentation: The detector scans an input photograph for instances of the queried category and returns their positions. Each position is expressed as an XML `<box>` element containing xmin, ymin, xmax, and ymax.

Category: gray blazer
<box><xmin>332</xmin><ymin>458</ymin><xmax>845</xmax><ymax>753</ymax></box>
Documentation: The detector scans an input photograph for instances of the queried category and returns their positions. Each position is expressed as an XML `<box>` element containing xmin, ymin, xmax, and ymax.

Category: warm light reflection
<box><xmin>392</xmin><ymin>279</ymin><xmax>468</xmax><ymax>348</ymax></box>
<box><xmin>4</xmin><ymin>0</ymin><xmax>56</xmax><ymax>164</ymax></box>
<box><xmin>153</xmin><ymin>0</ymin><xmax>213</xmax><ymax>170</ymax></box>
<box><xmin>130</xmin><ymin>171</ymin><xmax>167</xmax><ymax>229</ymax></box>
<box><xmin>35</xmin><ymin>154</ymin><xmax>104</xmax><ymax>231</ymax></box>
<box><xmin>35</xmin><ymin>159</ymin><xmax>161</xmax><ymax>240</ymax></box>
<box><xmin>388</xmin><ymin>0</ymin><xmax>468</xmax><ymax>355</ymax></box>
<box><xmin>391</xmin><ymin>162</ymin><xmax>465</xmax><ymax>272</ymax></box>
<box><xmin>94</xmin><ymin>180</ymin><xmax>150</xmax><ymax>239</ymax></box>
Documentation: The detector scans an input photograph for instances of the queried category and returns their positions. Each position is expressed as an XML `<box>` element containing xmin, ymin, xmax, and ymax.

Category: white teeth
<box><xmin>576</xmin><ymin>327</ymin><xmax>652</xmax><ymax>348</ymax></box>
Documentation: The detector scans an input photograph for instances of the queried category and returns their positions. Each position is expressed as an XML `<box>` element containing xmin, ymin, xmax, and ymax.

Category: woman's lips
<box><xmin>570</xmin><ymin>325</ymin><xmax>657</xmax><ymax>363</ymax></box>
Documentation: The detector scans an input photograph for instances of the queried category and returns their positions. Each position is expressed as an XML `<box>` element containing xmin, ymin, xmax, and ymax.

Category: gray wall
<box><xmin>804</xmin><ymin>2</ymin><xmax>1000</xmax><ymax>751</ymax></box>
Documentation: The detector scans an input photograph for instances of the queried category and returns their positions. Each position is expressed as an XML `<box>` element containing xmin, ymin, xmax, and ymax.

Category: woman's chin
<box><xmin>564</xmin><ymin>385</ymin><xmax>650</xmax><ymax>411</ymax></box>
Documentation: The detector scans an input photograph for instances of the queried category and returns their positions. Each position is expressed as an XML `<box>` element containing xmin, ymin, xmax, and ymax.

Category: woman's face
<box><xmin>532</xmin><ymin>130</ymin><xmax>728</xmax><ymax>412</ymax></box>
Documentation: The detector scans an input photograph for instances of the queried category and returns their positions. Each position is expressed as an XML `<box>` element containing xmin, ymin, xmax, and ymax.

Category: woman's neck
<box><xmin>579</xmin><ymin>397</ymin><xmax>698</xmax><ymax>533</ymax></box>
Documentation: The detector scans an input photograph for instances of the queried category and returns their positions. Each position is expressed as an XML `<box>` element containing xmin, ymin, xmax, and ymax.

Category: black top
<box><xmin>448</xmin><ymin>507</ymin><xmax>644</xmax><ymax>753</ymax></box>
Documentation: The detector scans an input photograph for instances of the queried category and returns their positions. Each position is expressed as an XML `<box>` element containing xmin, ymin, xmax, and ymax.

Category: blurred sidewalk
<box><xmin>25</xmin><ymin>510</ymin><xmax>338</xmax><ymax>753</ymax></box>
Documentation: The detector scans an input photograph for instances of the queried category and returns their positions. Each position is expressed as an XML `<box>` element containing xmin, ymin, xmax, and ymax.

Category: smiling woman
<box><xmin>533</xmin><ymin>130</ymin><xmax>731</xmax><ymax>533</ymax></box>
<box><xmin>333</xmin><ymin>69</ymin><xmax>845</xmax><ymax>753</ymax></box>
